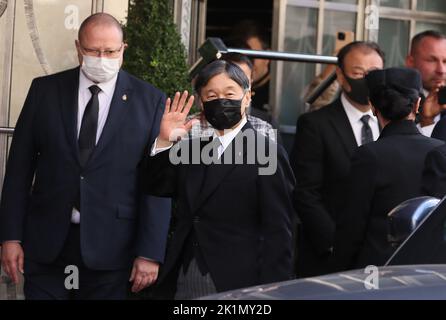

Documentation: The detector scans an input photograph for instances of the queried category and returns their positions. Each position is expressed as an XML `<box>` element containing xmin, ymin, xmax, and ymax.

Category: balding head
<box><xmin>78</xmin><ymin>13</ymin><xmax>123</xmax><ymax>43</ymax></box>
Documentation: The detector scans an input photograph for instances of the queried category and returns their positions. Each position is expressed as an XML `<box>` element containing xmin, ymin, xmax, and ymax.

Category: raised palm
<box><xmin>159</xmin><ymin>91</ymin><xmax>195</xmax><ymax>143</ymax></box>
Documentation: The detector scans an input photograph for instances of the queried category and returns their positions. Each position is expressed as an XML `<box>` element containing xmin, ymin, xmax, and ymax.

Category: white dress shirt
<box><xmin>341</xmin><ymin>93</ymin><xmax>380</xmax><ymax>146</ymax></box>
<box><xmin>416</xmin><ymin>89</ymin><xmax>440</xmax><ymax>137</ymax></box>
<box><xmin>71</xmin><ymin>70</ymin><xmax>118</xmax><ymax>224</ymax></box>
<box><xmin>151</xmin><ymin>116</ymin><xmax>248</xmax><ymax>159</ymax></box>
<box><xmin>212</xmin><ymin>117</ymin><xmax>248</xmax><ymax>159</ymax></box>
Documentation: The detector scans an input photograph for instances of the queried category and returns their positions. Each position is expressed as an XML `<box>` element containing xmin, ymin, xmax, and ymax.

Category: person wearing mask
<box><xmin>290</xmin><ymin>41</ymin><xmax>384</xmax><ymax>278</ymax></box>
<box><xmin>405</xmin><ymin>30</ymin><xmax>446</xmax><ymax>138</ymax></box>
<box><xmin>188</xmin><ymin>53</ymin><xmax>278</xmax><ymax>143</ymax></box>
<box><xmin>0</xmin><ymin>13</ymin><xmax>171</xmax><ymax>299</ymax></box>
<box><xmin>334</xmin><ymin>67</ymin><xmax>443</xmax><ymax>270</ymax></box>
<box><xmin>141</xmin><ymin>60</ymin><xmax>295</xmax><ymax>299</ymax></box>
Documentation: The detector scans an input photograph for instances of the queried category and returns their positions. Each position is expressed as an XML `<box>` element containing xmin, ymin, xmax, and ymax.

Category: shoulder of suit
<box><xmin>298</xmin><ymin>99</ymin><xmax>341</xmax><ymax>125</ymax></box>
<box><xmin>427</xmin><ymin>137</ymin><xmax>445</xmax><ymax>148</ymax></box>
<box><xmin>428</xmin><ymin>141</ymin><xmax>446</xmax><ymax>156</ymax></box>
<box><xmin>31</xmin><ymin>66</ymin><xmax>79</xmax><ymax>84</ymax></box>
<box><xmin>31</xmin><ymin>68</ymin><xmax>166</xmax><ymax>99</ymax></box>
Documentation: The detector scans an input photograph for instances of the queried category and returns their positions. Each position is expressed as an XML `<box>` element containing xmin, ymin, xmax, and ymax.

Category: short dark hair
<box><xmin>369</xmin><ymin>85</ymin><xmax>420</xmax><ymax>121</ymax></box>
<box><xmin>410</xmin><ymin>30</ymin><xmax>446</xmax><ymax>55</ymax></box>
<box><xmin>194</xmin><ymin>60</ymin><xmax>250</xmax><ymax>95</ymax></box>
<box><xmin>367</xmin><ymin>68</ymin><xmax>422</xmax><ymax>121</ymax></box>
<box><xmin>337</xmin><ymin>41</ymin><xmax>385</xmax><ymax>71</ymax></box>
<box><xmin>221</xmin><ymin>53</ymin><xmax>253</xmax><ymax>72</ymax></box>
<box><xmin>78</xmin><ymin>13</ymin><xmax>123</xmax><ymax>43</ymax></box>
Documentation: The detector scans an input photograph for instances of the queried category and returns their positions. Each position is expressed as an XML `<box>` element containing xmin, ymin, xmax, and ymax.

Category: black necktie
<box><xmin>360</xmin><ymin>114</ymin><xmax>374</xmax><ymax>145</ymax></box>
<box><xmin>79</xmin><ymin>85</ymin><xmax>101</xmax><ymax>167</ymax></box>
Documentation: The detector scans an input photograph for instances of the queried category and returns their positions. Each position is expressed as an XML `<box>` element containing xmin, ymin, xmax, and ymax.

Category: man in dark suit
<box><xmin>290</xmin><ymin>41</ymin><xmax>384</xmax><ymax>277</ymax></box>
<box><xmin>142</xmin><ymin>61</ymin><xmax>295</xmax><ymax>299</ymax></box>
<box><xmin>0</xmin><ymin>13</ymin><xmax>171</xmax><ymax>299</ymax></box>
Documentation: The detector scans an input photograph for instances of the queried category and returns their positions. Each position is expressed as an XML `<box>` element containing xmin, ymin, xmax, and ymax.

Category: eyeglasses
<box><xmin>79</xmin><ymin>43</ymin><xmax>124</xmax><ymax>57</ymax></box>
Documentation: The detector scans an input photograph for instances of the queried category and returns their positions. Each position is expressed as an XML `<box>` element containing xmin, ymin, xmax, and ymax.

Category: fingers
<box><xmin>7</xmin><ymin>260</ymin><xmax>19</xmax><ymax>284</ymax></box>
<box><xmin>18</xmin><ymin>252</ymin><xmax>24</xmax><ymax>274</ymax></box>
<box><xmin>164</xmin><ymin>97</ymin><xmax>171</xmax><ymax>114</ymax></box>
<box><xmin>1</xmin><ymin>243</ymin><xmax>24</xmax><ymax>284</ymax></box>
<box><xmin>168</xmin><ymin>91</ymin><xmax>193</xmax><ymax>114</ymax></box>
<box><xmin>131</xmin><ymin>273</ymin><xmax>144</xmax><ymax>293</ymax></box>
<box><xmin>171</xmin><ymin>92</ymin><xmax>181</xmax><ymax>113</ymax></box>
<box><xmin>148</xmin><ymin>269</ymin><xmax>159</xmax><ymax>285</ymax></box>
<box><xmin>181</xmin><ymin>94</ymin><xmax>195</xmax><ymax>115</ymax></box>
<box><xmin>2</xmin><ymin>256</ymin><xmax>18</xmax><ymax>284</ymax></box>
<box><xmin>129</xmin><ymin>265</ymin><xmax>136</xmax><ymax>282</ymax></box>
<box><xmin>131</xmin><ymin>270</ymin><xmax>158</xmax><ymax>293</ymax></box>
<box><xmin>1</xmin><ymin>261</ymin><xmax>9</xmax><ymax>281</ymax></box>
<box><xmin>130</xmin><ymin>259</ymin><xmax>160</xmax><ymax>292</ymax></box>
<box><xmin>177</xmin><ymin>91</ymin><xmax>189</xmax><ymax>113</ymax></box>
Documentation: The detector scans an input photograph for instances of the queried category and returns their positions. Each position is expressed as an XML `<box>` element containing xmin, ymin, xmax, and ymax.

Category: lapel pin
<box><xmin>122</xmin><ymin>94</ymin><xmax>127</xmax><ymax>101</ymax></box>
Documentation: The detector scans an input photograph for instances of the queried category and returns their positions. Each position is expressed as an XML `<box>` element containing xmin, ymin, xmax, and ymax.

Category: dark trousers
<box><xmin>294</xmin><ymin>228</ymin><xmax>335</xmax><ymax>278</ymax></box>
<box><xmin>24</xmin><ymin>224</ymin><xmax>131</xmax><ymax>300</ymax></box>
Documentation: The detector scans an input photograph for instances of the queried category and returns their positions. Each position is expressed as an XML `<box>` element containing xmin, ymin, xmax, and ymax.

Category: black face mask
<box><xmin>343</xmin><ymin>73</ymin><xmax>370</xmax><ymax>106</ymax></box>
<box><xmin>203</xmin><ymin>98</ymin><xmax>243</xmax><ymax>130</ymax></box>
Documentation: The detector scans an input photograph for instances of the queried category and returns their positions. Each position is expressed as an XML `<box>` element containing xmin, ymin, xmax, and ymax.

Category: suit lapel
<box><xmin>59</xmin><ymin>67</ymin><xmax>81</xmax><ymax>165</ymax></box>
<box><xmin>328</xmin><ymin>99</ymin><xmax>358</xmax><ymax>156</ymax></box>
<box><xmin>190</xmin><ymin>123</ymin><xmax>252</xmax><ymax>213</ymax></box>
<box><xmin>85</xmin><ymin>70</ymin><xmax>132</xmax><ymax>168</ymax></box>
<box><xmin>192</xmin><ymin>162</ymin><xmax>237</xmax><ymax>214</ymax></box>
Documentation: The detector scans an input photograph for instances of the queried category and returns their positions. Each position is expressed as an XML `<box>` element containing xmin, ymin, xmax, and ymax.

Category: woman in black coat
<box><xmin>333</xmin><ymin>67</ymin><xmax>444</xmax><ymax>271</ymax></box>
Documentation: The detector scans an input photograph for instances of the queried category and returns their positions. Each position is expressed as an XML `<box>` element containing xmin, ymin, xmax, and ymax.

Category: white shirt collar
<box><xmin>341</xmin><ymin>93</ymin><xmax>377</xmax><ymax>124</ymax></box>
<box><xmin>212</xmin><ymin>116</ymin><xmax>248</xmax><ymax>152</ymax></box>
<box><xmin>79</xmin><ymin>69</ymin><xmax>118</xmax><ymax>98</ymax></box>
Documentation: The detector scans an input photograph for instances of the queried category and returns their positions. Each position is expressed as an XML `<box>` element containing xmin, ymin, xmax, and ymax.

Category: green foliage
<box><xmin>123</xmin><ymin>0</ymin><xmax>192</xmax><ymax>98</ymax></box>
<box><xmin>123</xmin><ymin>1</ymin><xmax>191</xmax><ymax>300</ymax></box>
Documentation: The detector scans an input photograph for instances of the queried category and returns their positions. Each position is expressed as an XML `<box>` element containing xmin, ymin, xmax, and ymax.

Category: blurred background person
<box><xmin>405</xmin><ymin>30</ymin><xmax>446</xmax><ymax>138</ymax></box>
<box><xmin>227</xmin><ymin>20</ymin><xmax>277</xmax><ymax>128</ymax></box>
<box><xmin>303</xmin><ymin>31</ymin><xmax>355</xmax><ymax>112</ymax></box>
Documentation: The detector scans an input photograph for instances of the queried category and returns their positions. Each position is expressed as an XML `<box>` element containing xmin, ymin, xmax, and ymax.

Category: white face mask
<box><xmin>81</xmin><ymin>55</ymin><xmax>120</xmax><ymax>83</ymax></box>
